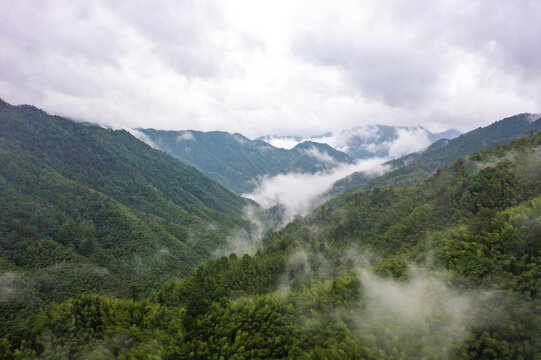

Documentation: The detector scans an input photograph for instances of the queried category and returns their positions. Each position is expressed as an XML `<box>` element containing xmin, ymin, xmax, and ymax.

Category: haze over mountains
<box><xmin>258</xmin><ymin>125</ymin><xmax>461</xmax><ymax>159</ymax></box>
<box><xmin>330</xmin><ymin>113</ymin><xmax>541</xmax><ymax>195</ymax></box>
<box><xmin>136</xmin><ymin>129</ymin><xmax>354</xmax><ymax>194</ymax></box>
<box><xmin>1</xmin><ymin>98</ymin><xmax>540</xmax><ymax>358</ymax></box>
<box><xmin>2</xmin><ymin>0</ymin><xmax>540</xmax><ymax>357</ymax></box>
<box><xmin>137</xmin><ymin>125</ymin><xmax>461</xmax><ymax>200</ymax></box>
<box><xmin>134</xmin><ymin>116</ymin><xmax>540</xmax><ymax>222</ymax></box>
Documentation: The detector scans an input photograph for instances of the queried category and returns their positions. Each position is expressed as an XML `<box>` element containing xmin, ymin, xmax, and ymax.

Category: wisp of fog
<box><xmin>243</xmin><ymin>157</ymin><xmax>389</xmax><ymax>222</ymax></box>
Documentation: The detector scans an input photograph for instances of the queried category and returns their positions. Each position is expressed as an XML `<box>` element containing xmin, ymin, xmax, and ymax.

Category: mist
<box><xmin>128</xmin><ymin>129</ymin><xmax>159</xmax><ymax>149</ymax></box>
<box><xmin>346</xmin><ymin>269</ymin><xmax>497</xmax><ymax>359</ymax></box>
<box><xmin>213</xmin><ymin>205</ymin><xmax>277</xmax><ymax>257</ymax></box>
<box><xmin>278</xmin><ymin>240</ymin><xmax>503</xmax><ymax>359</ymax></box>
<box><xmin>302</xmin><ymin>146</ymin><xmax>337</xmax><ymax>163</ymax></box>
<box><xmin>275</xmin><ymin>239</ymin><xmax>503</xmax><ymax>359</ymax></box>
<box><xmin>261</xmin><ymin>125</ymin><xmax>435</xmax><ymax>159</ymax></box>
<box><xmin>0</xmin><ymin>272</ymin><xmax>18</xmax><ymax>303</ymax></box>
<box><xmin>0</xmin><ymin>264</ymin><xmax>111</xmax><ymax>305</ymax></box>
<box><xmin>243</xmin><ymin>157</ymin><xmax>390</xmax><ymax>222</ymax></box>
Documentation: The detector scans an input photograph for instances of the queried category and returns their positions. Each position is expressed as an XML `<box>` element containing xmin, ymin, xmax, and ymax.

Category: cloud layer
<box><xmin>261</xmin><ymin>125</ymin><xmax>436</xmax><ymax>159</ymax></box>
<box><xmin>1</xmin><ymin>0</ymin><xmax>540</xmax><ymax>137</ymax></box>
<box><xmin>243</xmin><ymin>158</ymin><xmax>389</xmax><ymax>221</ymax></box>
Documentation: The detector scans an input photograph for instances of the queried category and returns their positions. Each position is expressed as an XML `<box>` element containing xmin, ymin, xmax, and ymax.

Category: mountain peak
<box><xmin>137</xmin><ymin>129</ymin><xmax>352</xmax><ymax>194</ymax></box>
<box><xmin>259</xmin><ymin>124</ymin><xmax>461</xmax><ymax>160</ymax></box>
<box><xmin>329</xmin><ymin>112</ymin><xmax>540</xmax><ymax>195</ymax></box>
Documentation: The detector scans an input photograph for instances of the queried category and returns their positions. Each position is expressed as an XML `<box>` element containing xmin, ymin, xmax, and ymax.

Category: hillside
<box><xmin>137</xmin><ymin>129</ymin><xmax>354</xmax><ymax>194</ymax></box>
<box><xmin>3</xmin><ymin>129</ymin><xmax>540</xmax><ymax>359</ymax></box>
<box><xmin>331</xmin><ymin>113</ymin><xmax>541</xmax><ymax>195</ymax></box>
<box><xmin>0</xmin><ymin>99</ymin><xmax>250</xmax><ymax>331</ymax></box>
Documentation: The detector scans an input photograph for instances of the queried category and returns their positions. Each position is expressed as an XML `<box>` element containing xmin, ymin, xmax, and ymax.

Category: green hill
<box><xmin>0</xmin><ymin>99</ymin><xmax>250</xmax><ymax>331</ymax></box>
<box><xmin>138</xmin><ymin>129</ymin><xmax>354</xmax><ymax>194</ymax></box>
<box><xmin>3</xmin><ymin>127</ymin><xmax>540</xmax><ymax>359</ymax></box>
<box><xmin>331</xmin><ymin>113</ymin><xmax>541</xmax><ymax>195</ymax></box>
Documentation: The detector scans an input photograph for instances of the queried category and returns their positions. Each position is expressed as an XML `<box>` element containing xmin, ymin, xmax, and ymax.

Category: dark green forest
<box><xmin>0</xmin><ymin>100</ymin><xmax>254</xmax><ymax>336</ymax></box>
<box><xmin>1</xmin><ymin>99</ymin><xmax>539</xmax><ymax>359</ymax></box>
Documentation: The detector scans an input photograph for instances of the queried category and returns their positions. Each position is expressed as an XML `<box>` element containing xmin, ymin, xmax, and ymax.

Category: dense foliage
<box><xmin>139</xmin><ymin>129</ymin><xmax>353</xmax><ymax>194</ymax></box>
<box><xmin>0</xmin><ymin>100</ymin><xmax>251</xmax><ymax>334</ymax></box>
<box><xmin>2</xmin><ymin>116</ymin><xmax>540</xmax><ymax>358</ymax></box>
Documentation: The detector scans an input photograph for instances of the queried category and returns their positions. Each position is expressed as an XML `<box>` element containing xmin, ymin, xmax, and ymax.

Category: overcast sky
<box><xmin>1</xmin><ymin>0</ymin><xmax>540</xmax><ymax>137</ymax></box>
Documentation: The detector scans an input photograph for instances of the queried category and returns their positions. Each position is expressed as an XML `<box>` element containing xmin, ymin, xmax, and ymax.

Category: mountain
<box><xmin>258</xmin><ymin>125</ymin><xmax>461</xmax><ymax>159</ymax></box>
<box><xmin>4</xmin><ymin>129</ymin><xmax>540</xmax><ymax>359</ymax></box>
<box><xmin>0</xmin><ymin>99</ymin><xmax>250</xmax><ymax>327</ymax></box>
<box><xmin>330</xmin><ymin>113</ymin><xmax>541</xmax><ymax>195</ymax></box>
<box><xmin>137</xmin><ymin>129</ymin><xmax>354</xmax><ymax>194</ymax></box>
<box><xmin>429</xmin><ymin>128</ymin><xmax>462</xmax><ymax>142</ymax></box>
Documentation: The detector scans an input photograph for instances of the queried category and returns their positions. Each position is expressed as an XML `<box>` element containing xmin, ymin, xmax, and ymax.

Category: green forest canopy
<box><xmin>1</xmin><ymin>108</ymin><xmax>540</xmax><ymax>359</ymax></box>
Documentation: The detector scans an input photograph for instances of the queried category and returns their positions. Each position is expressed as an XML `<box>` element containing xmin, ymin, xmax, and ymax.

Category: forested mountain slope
<box><xmin>3</xmin><ymin>129</ymin><xmax>540</xmax><ymax>359</ymax></box>
<box><xmin>0</xmin><ymin>99</ymin><xmax>250</xmax><ymax>332</ymax></box>
<box><xmin>138</xmin><ymin>129</ymin><xmax>353</xmax><ymax>194</ymax></box>
<box><xmin>331</xmin><ymin>113</ymin><xmax>541</xmax><ymax>195</ymax></box>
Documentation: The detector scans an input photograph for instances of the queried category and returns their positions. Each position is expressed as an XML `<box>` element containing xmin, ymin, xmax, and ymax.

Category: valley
<box><xmin>0</xmin><ymin>100</ymin><xmax>539</xmax><ymax>359</ymax></box>
<box><xmin>2</xmin><ymin>2</ymin><xmax>540</xmax><ymax>358</ymax></box>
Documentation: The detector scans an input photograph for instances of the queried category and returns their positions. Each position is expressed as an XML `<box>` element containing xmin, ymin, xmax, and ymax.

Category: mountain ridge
<box><xmin>0</xmin><ymin>99</ymin><xmax>250</xmax><ymax>324</ymax></box>
<box><xmin>258</xmin><ymin>124</ymin><xmax>461</xmax><ymax>159</ymax></box>
<box><xmin>4</xmin><ymin>125</ymin><xmax>539</xmax><ymax>359</ymax></box>
<box><xmin>137</xmin><ymin>128</ymin><xmax>354</xmax><ymax>194</ymax></box>
<box><xmin>330</xmin><ymin>113</ymin><xmax>541</xmax><ymax>195</ymax></box>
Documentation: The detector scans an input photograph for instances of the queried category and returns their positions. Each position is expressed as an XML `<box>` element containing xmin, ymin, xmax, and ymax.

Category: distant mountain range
<box><xmin>137</xmin><ymin>129</ymin><xmax>354</xmax><ymax>194</ymax></box>
<box><xmin>330</xmin><ymin>113</ymin><xmax>541</xmax><ymax>195</ymax></box>
<box><xmin>136</xmin><ymin>125</ymin><xmax>461</xmax><ymax>195</ymax></box>
<box><xmin>258</xmin><ymin>125</ymin><xmax>461</xmax><ymax>159</ymax></box>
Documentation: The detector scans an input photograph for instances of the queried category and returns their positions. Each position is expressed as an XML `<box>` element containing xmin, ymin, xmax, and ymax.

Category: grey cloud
<box><xmin>108</xmin><ymin>0</ymin><xmax>229</xmax><ymax>78</ymax></box>
<box><xmin>294</xmin><ymin>0</ymin><xmax>541</xmax><ymax>108</ymax></box>
<box><xmin>0</xmin><ymin>1</ymin><xmax>539</xmax><ymax>136</ymax></box>
<box><xmin>450</xmin><ymin>0</ymin><xmax>541</xmax><ymax>78</ymax></box>
<box><xmin>297</xmin><ymin>34</ymin><xmax>442</xmax><ymax>107</ymax></box>
<box><xmin>0</xmin><ymin>1</ymin><xmax>134</xmax><ymax>102</ymax></box>
<box><xmin>0</xmin><ymin>2</ymin><xmax>126</xmax><ymax>65</ymax></box>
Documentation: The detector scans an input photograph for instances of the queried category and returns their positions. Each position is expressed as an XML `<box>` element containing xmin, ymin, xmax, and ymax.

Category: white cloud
<box><xmin>243</xmin><ymin>158</ymin><xmax>389</xmax><ymax>221</ymax></box>
<box><xmin>302</xmin><ymin>147</ymin><xmax>335</xmax><ymax>163</ymax></box>
<box><xmin>387</xmin><ymin>128</ymin><xmax>432</xmax><ymax>158</ymax></box>
<box><xmin>177</xmin><ymin>131</ymin><xmax>195</xmax><ymax>141</ymax></box>
<box><xmin>128</xmin><ymin>129</ymin><xmax>158</xmax><ymax>148</ymax></box>
<box><xmin>260</xmin><ymin>136</ymin><xmax>303</xmax><ymax>150</ymax></box>
<box><xmin>261</xmin><ymin>126</ymin><xmax>435</xmax><ymax>159</ymax></box>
